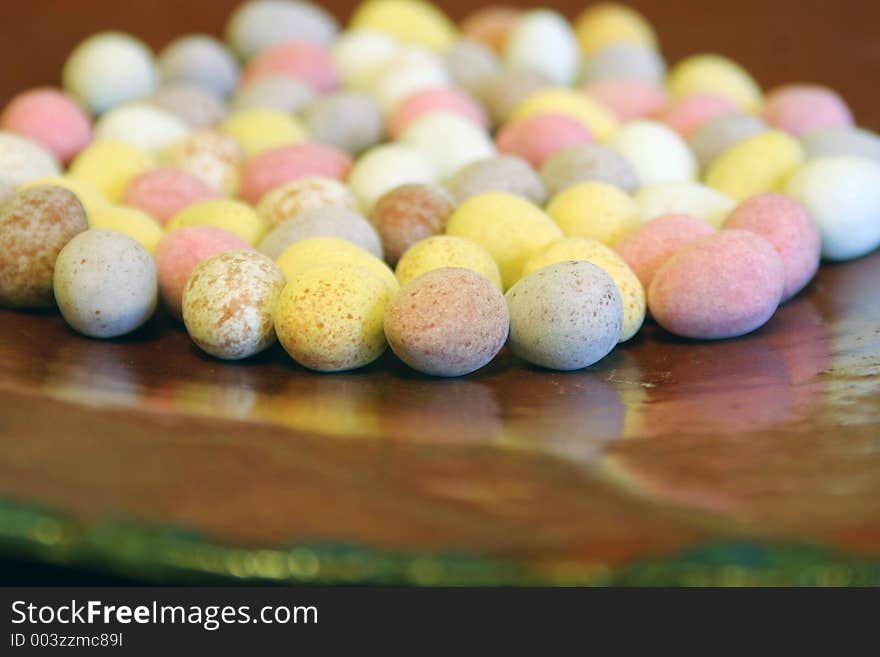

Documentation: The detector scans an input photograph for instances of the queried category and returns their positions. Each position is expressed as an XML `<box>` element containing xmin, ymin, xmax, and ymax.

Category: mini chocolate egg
<box><xmin>634</xmin><ymin>181</ymin><xmax>735</xmax><ymax>227</ymax></box>
<box><xmin>157</xmin><ymin>34</ymin><xmax>239</xmax><ymax>98</ymax></box>
<box><xmin>148</xmin><ymin>84</ymin><xmax>228</xmax><ymax>129</ymax></box>
<box><xmin>460</xmin><ymin>6</ymin><xmax>522</xmax><ymax>54</ymax></box>
<box><xmin>385</xmin><ymin>267</ymin><xmax>509</xmax><ymax>376</ymax></box>
<box><xmin>122</xmin><ymin>167</ymin><xmax>221</xmax><ymax>225</ymax></box>
<box><xmin>330</xmin><ymin>29</ymin><xmax>401</xmax><ymax>90</ymax></box>
<box><xmin>573</xmin><ymin>3</ymin><xmax>657</xmax><ymax>55</ymax></box>
<box><xmin>584</xmin><ymin>80</ymin><xmax>667</xmax><ymax>121</ymax></box>
<box><xmin>521</xmin><ymin>237</ymin><xmax>645</xmax><ymax>342</ymax></box>
<box><xmin>579</xmin><ymin>42</ymin><xmax>666</xmax><ymax>85</ymax></box>
<box><xmin>19</xmin><ymin>175</ymin><xmax>109</xmax><ymax>221</ymax></box>
<box><xmin>256</xmin><ymin>176</ymin><xmax>359</xmax><ymax>231</ymax></box>
<box><xmin>608</xmin><ymin>120</ymin><xmax>696</xmax><ymax>185</ymax></box>
<box><xmin>273</xmin><ymin>262</ymin><xmax>393</xmax><ymax>372</ymax></box>
<box><xmin>0</xmin><ymin>180</ymin><xmax>12</xmax><ymax>206</ymax></box>
<box><xmin>54</xmin><ymin>229</ymin><xmax>158</xmax><ymax>338</ymax></box>
<box><xmin>62</xmin><ymin>32</ymin><xmax>157</xmax><ymax>114</ymax></box>
<box><xmin>546</xmin><ymin>181</ymin><xmax>640</xmax><ymax>245</ymax></box>
<box><xmin>347</xmin><ymin>144</ymin><xmax>437</xmax><ymax>211</ymax></box>
<box><xmin>350</xmin><ymin>0</ymin><xmax>456</xmax><ymax>50</ymax></box>
<box><xmin>395</xmin><ymin>235</ymin><xmax>502</xmax><ymax>290</ymax></box>
<box><xmin>231</xmin><ymin>75</ymin><xmax>316</xmax><ymax>113</ymax></box>
<box><xmin>505</xmin><ymin>260</ymin><xmax>623</xmax><ymax>370</ymax></box>
<box><xmin>367</xmin><ymin>46</ymin><xmax>450</xmax><ymax>113</ymax></box>
<box><xmin>220</xmin><ymin>108</ymin><xmax>307</xmax><ymax>157</ymax></box>
<box><xmin>475</xmin><ymin>68</ymin><xmax>552</xmax><ymax>126</ymax></box>
<box><xmin>167</xmin><ymin>199</ymin><xmax>266</xmax><ymax>245</ymax></box>
<box><xmin>93</xmin><ymin>100</ymin><xmax>189</xmax><ymax>151</ymax></box>
<box><xmin>258</xmin><ymin>207</ymin><xmax>382</xmax><ymax>260</ymax></box>
<box><xmin>67</xmin><ymin>140</ymin><xmax>154</xmax><ymax>202</ymax></box>
<box><xmin>240</xmin><ymin>41</ymin><xmax>339</xmax><ymax>93</ymax></box>
<box><xmin>762</xmin><ymin>85</ymin><xmax>853</xmax><ymax>137</ymax></box>
<box><xmin>688</xmin><ymin>112</ymin><xmax>766</xmax><ymax>170</ymax></box>
<box><xmin>495</xmin><ymin>114</ymin><xmax>593</xmax><ymax>168</ymax></box>
<box><xmin>398</xmin><ymin>112</ymin><xmax>495</xmax><ymax>180</ymax></box>
<box><xmin>153</xmin><ymin>226</ymin><xmax>252</xmax><ymax>319</ymax></box>
<box><xmin>387</xmin><ymin>87</ymin><xmax>488</xmax><ymax>138</ymax></box>
<box><xmin>275</xmin><ymin>237</ymin><xmax>398</xmax><ymax>294</ymax></box>
<box><xmin>705</xmin><ymin>130</ymin><xmax>804</xmax><ymax>202</ymax></box>
<box><xmin>239</xmin><ymin>143</ymin><xmax>353</xmax><ymax>204</ymax></box>
<box><xmin>182</xmin><ymin>249</ymin><xmax>285</xmax><ymax>359</ymax></box>
<box><xmin>539</xmin><ymin>144</ymin><xmax>640</xmax><ymax>196</ymax></box>
<box><xmin>89</xmin><ymin>206</ymin><xmax>163</xmax><ymax>252</ymax></box>
<box><xmin>0</xmin><ymin>131</ymin><xmax>60</xmax><ymax>188</ymax></box>
<box><xmin>666</xmin><ymin>53</ymin><xmax>762</xmax><ymax>112</ymax></box>
<box><xmin>372</xmin><ymin>183</ymin><xmax>456</xmax><ymax>264</ymax></box>
<box><xmin>443</xmin><ymin>39</ymin><xmax>500</xmax><ymax>93</ymax></box>
<box><xmin>800</xmin><ymin>126</ymin><xmax>880</xmax><ymax>164</ymax></box>
<box><xmin>505</xmin><ymin>10</ymin><xmax>579</xmax><ymax>85</ymax></box>
<box><xmin>303</xmin><ymin>92</ymin><xmax>384</xmax><ymax>154</ymax></box>
<box><xmin>0</xmin><ymin>186</ymin><xmax>88</xmax><ymax>308</ymax></box>
<box><xmin>447</xmin><ymin>155</ymin><xmax>546</xmax><ymax>205</ymax></box>
<box><xmin>648</xmin><ymin>230</ymin><xmax>784</xmax><ymax>339</ymax></box>
<box><xmin>225</xmin><ymin>0</ymin><xmax>339</xmax><ymax>59</ymax></box>
<box><xmin>658</xmin><ymin>93</ymin><xmax>738</xmax><ymax>139</ymax></box>
<box><xmin>160</xmin><ymin>128</ymin><xmax>244</xmax><ymax>196</ymax></box>
<box><xmin>509</xmin><ymin>88</ymin><xmax>618</xmax><ymax>142</ymax></box>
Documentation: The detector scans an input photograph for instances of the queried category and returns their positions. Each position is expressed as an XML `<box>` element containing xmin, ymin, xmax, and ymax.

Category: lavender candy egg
<box><xmin>258</xmin><ymin>207</ymin><xmax>383</xmax><ymax>260</ymax></box>
<box><xmin>149</xmin><ymin>84</ymin><xmax>228</xmax><ymax>129</ymax></box>
<box><xmin>302</xmin><ymin>92</ymin><xmax>384</xmax><ymax>155</ymax></box>
<box><xmin>447</xmin><ymin>155</ymin><xmax>546</xmax><ymax>205</ymax></box>
<box><xmin>157</xmin><ymin>35</ymin><xmax>239</xmax><ymax>98</ymax></box>
<box><xmin>505</xmin><ymin>260</ymin><xmax>623</xmax><ymax>371</ymax></box>
<box><xmin>225</xmin><ymin>0</ymin><xmax>339</xmax><ymax>59</ymax></box>
<box><xmin>540</xmin><ymin>144</ymin><xmax>640</xmax><ymax>196</ymax></box>
<box><xmin>688</xmin><ymin>112</ymin><xmax>766</xmax><ymax>170</ymax></box>
<box><xmin>231</xmin><ymin>75</ymin><xmax>316</xmax><ymax>114</ymax></box>
<box><xmin>53</xmin><ymin>229</ymin><xmax>157</xmax><ymax>338</ymax></box>
<box><xmin>579</xmin><ymin>42</ymin><xmax>666</xmax><ymax>85</ymax></box>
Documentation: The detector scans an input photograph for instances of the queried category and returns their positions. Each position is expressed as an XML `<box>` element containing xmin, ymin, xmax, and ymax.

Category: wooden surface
<box><xmin>1</xmin><ymin>1</ymin><xmax>880</xmax><ymax>584</ymax></box>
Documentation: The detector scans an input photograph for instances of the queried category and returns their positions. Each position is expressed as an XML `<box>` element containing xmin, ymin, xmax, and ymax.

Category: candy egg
<box><xmin>225</xmin><ymin>0</ymin><xmax>339</xmax><ymax>59</ymax></box>
<box><xmin>220</xmin><ymin>108</ymin><xmax>307</xmax><ymax>157</ymax></box>
<box><xmin>658</xmin><ymin>93</ymin><xmax>738</xmax><ymax>138</ymax></box>
<box><xmin>634</xmin><ymin>181</ymin><xmax>735</xmax><ymax>227</ymax></box>
<box><xmin>347</xmin><ymin>144</ymin><xmax>437</xmax><ymax>211</ymax></box>
<box><xmin>0</xmin><ymin>186</ymin><xmax>88</xmax><ymax>308</ymax></box>
<box><xmin>240</xmin><ymin>41</ymin><xmax>339</xmax><ymax>93</ymax></box>
<box><xmin>573</xmin><ymin>3</ymin><xmax>657</xmax><ymax>55</ymax></box>
<box><xmin>397</xmin><ymin>112</ymin><xmax>495</xmax><ymax>180</ymax></box>
<box><xmin>148</xmin><ymin>84</ymin><xmax>228</xmax><ymax>129</ymax></box>
<box><xmin>539</xmin><ymin>143</ymin><xmax>639</xmax><ymax>195</ymax></box>
<box><xmin>649</xmin><ymin>230</ymin><xmax>784</xmax><ymax>339</ymax></box>
<box><xmin>303</xmin><ymin>92</ymin><xmax>384</xmax><ymax>154</ymax></box>
<box><xmin>0</xmin><ymin>88</ymin><xmax>91</xmax><ymax>165</ymax></box>
<box><xmin>705</xmin><ymin>130</ymin><xmax>804</xmax><ymax>202</ymax></box>
<box><xmin>387</xmin><ymin>87</ymin><xmax>487</xmax><ymax>138</ymax></box>
<box><xmin>505</xmin><ymin>9</ymin><xmax>579</xmax><ymax>86</ymax></box>
<box><xmin>546</xmin><ymin>181</ymin><xmax>639</xmax><ymax>245</ymax></box>
<box><xmin>785</xmin><ymin>155</ymin><xmax>880</xmax><ymax>261</ymax></box>
<box><xmin>231</xmin><ymin>75</ymin><xmax>315</xmax><ymax>113</ymax></box>
<box><xmin>443</xmin><ymin>39</ymin><xmax>500</xmax><ymax>93</ymax></box>
<box><xmin>153</xmin><ymin>226</ymin><xmax>252</xmax><ymax>319</ymax></box>
<box><xmin>368</xmin><ymin>46</ymin><xmax>450</xmax><ymax>113</ymax></box>
<box><xmin>372</xmin><ymin>183</ymin><xmax>456</xmax><ymax>264</ymax></box>
<box><xmin>258</xmin><ymin>207</ymin><xmax>382</xmax><ymax>260</ymax></box>
<box><xmin>460</xmin><ymin>6</ymin><xmax>522</xmax><ymax>53</ymax></box>
<box><xmin>0</xmin><ymin>180</ymin><xmax>12</xmax><ymax>206</ymax></box>
<box><xmin>275</xmin><ymin>237</ymin><xmax>398</xmax><ymax>294</ymax></box>
<box><xmin>608</xmin><ymin>120</ymin><xmax>696</xmax><ymax>185</ymax></box>
<box><xmin>62</xmin><ymin>32</ymin><xmax>157</xmax><ymax>114</ymax></box>
<box><xmin>273</xmin><ymin>263</ymin><xmax>393</xmax><ymax>371</ymax></box>
<box><xmin>123</xmin><ymin>167</ymin><xmax>220</xmax><ymax>225</ymax></box>
<box><xmin>18</xmin><ymin>176</ymin><xmax>109</xmax><ymax>220</ymax></box>
<box><xmin>762</xmin><ymin>85</ymin><xmax>853</xmax><ymax>137</ymax></box>
<box><xmin>506</xmin><ymin>260</ymin><xmax>623</xmax><ymax>370</ymax></box>
<box><xmin>160</xmin><ymin>129</ymin><xmax>243</xmax><ymax>196</ymax></box>
<box><xmin>54</xmin><ymin>229</ymin><xmax>157</xmax><ymax>337</ymax></box>
<box><xmin>395</xmin><ymin>235</ymin><xmax>502</xmax><ymax>290</ymax></box>
<box><xmin>509</xmin><ymin>88</ymin><xmax>618</xmax><ymax>142</ymax></box>
<box><xmin>89</xmin><ymin>206</ymin><xmax>163</xmax><ymax>252</ymax></box>
<box><xmin>330</xmin><ymin>29</ymin><xmax>401</xmax><ymax>89</ymax></box>
<box><xmin>256</xmin><ymin>176</ymin><xmax>359</xmax><ymax>231</ymax></box>
<box><xmin>584</xmin><ymin>81</ymin><xmax>667</xmax><ymax>121</ymax></box>
<box><xmin>167</xmin><ymin>199</ymin><xmax>266</xmax><ymax>245</ymax></box>
<box><xmin>157</xmin><ymin>34</ymin><xmax>239</xmax><ymax>98</ymax></box>
<box><xmin>93</xmin><ymin>103</ymin><xmax>190</xmax><ymax>152</ymax></box>
<box><xmin>447</xmin><ymin>155</ymin><xmax>546</xmax><ymax>205</ymax></box>
<box><xmin>67</xmin><ymin>140</ymin><xmax>154</xmax><ymax>203</ymax></box>
<box><xmin>0</xmin><ymin>131</ymin><xmax>60</xmax><ymax>188</ymax></box>
<box><xmin>350</xmin><ymin>0</ymin><xmax>456</xmax><ymax>50</ymax></box>
<box><xmin>666</xmin><ymin>54</ymin><xmax>762</xmax><ymax>112</ymax></box>
<box><xmin>800</xmin><ymin>126</ymin><xmax>880</xmax><ymax>164</ymax></box>
<box><xmin>239</xmin><ymin>143</ymin><xmax>353</xmax><ymax>204</ymax></box>
<box><xmin>475</xmin><ymin>68</ymin><xmax>552</xmax><ymax>126</ymax></box>
<box><xmin>614</xmin><ymin>213</ymin><xmax>716</xmax><ymax>290</ymax></box>
<box><xmin>579</xmin><ymin>42</ymin><xmax>665</xmax><ymax>85</ymax></box>
<box><xmin>723</xmin><ymin>193</ymin><xmax>821</xmax><ymax>300</ymax></box>
<box><xmin>445</xmin><ymin>192</ymin><xmax>562</xmax><ymax>289</ymax></box>
<box><xmin>495</xmin><ymin>114</ymin><xmax>592</xmax><ymax>168</ymax></box>
<box><xmin>521</xmin><ymin>237</ymin><xmax>645</xmax><ymax>342</ymax></box>
<box><xmin>182</xmin><ymin>250</ymin><xmax>285</xmax><ymax>359</ymax></box>
<box><xmin>688</xmin><ymin>112</ymin><xmax>766</xmax><ymax>169</ymax></box>
<box><xmin>384</xmin><ymin>267</ymin><xmax>509</xmax><ymax>376</ymax></box>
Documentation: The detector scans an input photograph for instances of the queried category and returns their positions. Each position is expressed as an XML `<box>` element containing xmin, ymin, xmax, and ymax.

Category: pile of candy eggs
<box><xmin>2</xmin><ymin>0</ymin><xmax>880</xmax><ymax>378</ymax></box>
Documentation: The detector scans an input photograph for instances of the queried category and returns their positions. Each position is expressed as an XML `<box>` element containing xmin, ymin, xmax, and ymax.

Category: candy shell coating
<box><xmin>387</xmin><ymin>88</ymin><xmax>487</xmax><ymax>138</ymax></box>
<box><xmin>258</xmin><ymin>207</ymin><xmax>382</xmax><ymax>260</ymax></box>
<box><xmin>148</xmin><ymin>84</ymin><xmax>228</xmax><ymax>129</ymax></box>
<box><xmin>510</xmin><ymin>88</ymin><xmax>618</xmax><ymax>142</ymax></box>
<box><xmin>705</xmin><ymin>130</ymin><xmax>804</xmax><ymax>202</ymax></box>
<box><xmin>688</xmin><ymin>113</ymin><xmax>766</xmax><ymax>170</ymax></box>
<box><xmin>0</xmin><ymin>88</ymin><xmax>92</xmax><ymax>165</ymax></box>
<box><xmin>347</xmin><ymin>144</ymin><xmax>437</xmax><ymax>211</ymax></box>
<box><xmin>160</xmin><ymin>129</ymin><xmax>243</xmax><ymax>196</ymax></box>
<box><xmin>220</xmin><ymin>108</ymin><xmax>307</xmax><ymax>157</ymax></box>
<box><xmin>256</xmin><ymin>176</ymin><xmax>359</xmax><ymax>231</ymax></box>
<box><xmin>123</xmin><ymin>167</ymin><xmax>220</xmax><ymax>225</ymax></box>
<box><xmin>157</xmin><ymin>34</ymin><xmax>239</xmax><ymax>98</ymax></box>
<box><xmin>584</xmin><ymin>81</ymin><xmax>667</xmax><ymax>121</ymax></box>
<box><xmin>762</xmin><ymin>85</ymin><xmax>853</xmax><ymax>137</ymax></box>
<box><xmin>505</xmin><ymin>9</ymin><xmax>579</xmax><ymax>86</ymax></box>
<box><xmin>331</xmin><ymin>29</ymin><xmax>401</xmax><ymax>89</ymax></box>
<box><xmin>460</xmin><ymin>6</ymin><xmax>522</xmax><ymax>54</ymax></box>
<box><xmin>608</xmin><ymin>120</ymin><xmax>696</xmax><ymax>185</ymax></box>
<box><xmin>800</xmin><ymin>126</ymin><xmax>880</xmax><ymax>164</ymax></box>
<box><xmin>573</xmin><ymin>3</ymin><xmax>657</xmax><ymax>55</ymax></box>
<box><xmin>366</xmin><ymin>46</ymin><xmax>450</xmax><ymax>114</ymax></box>
<box><xmin>667</xmin><ymin>54</ymin><xmax>762</xmax><ymax>112</ymax></box>
<box><xmin>303</xmin><ymin>92</ymin><xmax>384</xmax><ymax>155</ymax></box>
<box><xmin>225</xmin><ymin>0</ymin><xmax>339</xmax><ymax>59</ymax></box>
<box><xmin>546</xmin><ymin>181</ymin><xmax>639</xmax><ymax>245</ymax></box>
<box><xmin>495</xmin><ymin>114</ymin><xmax>592</xmax><ymax>168</ymax></box>
<box><xmin>241</xmin><ymin>41</ymin><xmax>339</xmax><ymax>93</ymax></box>
<box><xmin>350</xmin><ymin>0</ymin><xmax>456</xmax><ymax>50</ymax></box>
<box><xmin>398</xmin><ymin>112</ymin><xmax>495</xmax><ymax>181</ymax></box>
<box><xmin>0</xmin><ymin>131</ymin><xmax>60</xmax><ymax>188</ymax></box>
<box><xmin>239</xmin><ymin>144</ymin><xmax>353</xmax><ymax>205</ymax></box>
<box><xmin>68</xmin><ymin>140</ymin><xmax>154</xmax><ymax>203</ymax></box>
<box><xmin>580</xmin><ymin>42</ymin><xmax>665</xmax><ymax>85</ymax></box>
<box><xmin>658</xmin><ymin>93</ymin><xmax>738</xmax><ymax>138</ymax></box>
<box><xmin>475</xmin><ymin>68</ymin><xmax>552</xmax><ymax>126</ymax></box>
<box><xmin>443</xmin><ymin>39</ymin><xmax>500</xmax><ymax>93</ymax></box>
<box><xmin>540</xmin><ymin>144</ymin><xmax>639</xmax><ymax>196</ymax></box>
<box><xmin>167</xmin><ymin>199</ymin><xmax>266</xmax><ymax>245</ymax></box>
<box><xmin>395</xmin><ymin>235</ymin><xmax>502</xmax><ymax>290</ymax></box>
<box><xmin>447</xmin><ymin>156</ymin><xmax>546</xmax><ymax>205</ymax></box>
<box><xmin>89</xmin><ymin>205</ymin><xmax>163</xmax><ymax>252</ymax></box>
<box><xmin>372</xmin><ymin>183</ymin><xmax>455</xmax><ymax>264</ymax></box>
<box><xmin>18</xmin><ymin>176</ymin><xmax>109</xmax><ymax>221</ymax></box>
<box><xmin>231</xmin><ymin>75</ymin><xmax>315</xmax><ymax>114</ymax></box>
<box><xmin>93</xmin><ymin>103</ymin><xmax>190</xmax><ymax>152</ymax></box>
<box><xmin>634</xmin><ymin>181</ymin><xmax>735</xmax><ymax>227</ymax></box>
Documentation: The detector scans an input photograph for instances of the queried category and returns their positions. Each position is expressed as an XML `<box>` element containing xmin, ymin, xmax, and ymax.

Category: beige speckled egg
<box><xmin>0</xmin><ymin>131</ymin><xmax>60</xmax><ymax>188</ymax></box>
<box><xmin>53</xmin><ymin>229</ymin><xmax>157</xmax><ymax>338</ymax></box>
<box><xmin>274</xmin><ymin>263</ymin><xmax>393</xmax><ymax>372</ymax></box>
<box><xmin>0</xmin><ymin>186</ymin><xmax>88</xmax><ymax>308</ymax></box>
<box><xmin>160</xmin><ymin>129</ymin><xmax>244</xmax><ymax>196</ymax></box>
<box><xmin>258</xmin><ymin>207</ymin><xmax>383</xmax><ymax>260</ymax></box>
<box><xmin>256</xmin><ymin>176</ymin><xmax>359</xmax><ymax>231</ymax></box>
<box><xmin>182</xmin><ymin>249</ymin><xmax>285</xmax><ymax>360</ymax></box>
<box><xmin>505</xmin><ymin>260</ymin><xmax>623</xmax><ymax>371</ymax></box>
<box><xmin>372</xmin><ymin>183</ymin><xmax>456</xmax><ymax>264</ymax></box>
<box><xmin>385</xmin><ymin>267</ymin><xmax>509</xmax><ymax>377</ymax></box>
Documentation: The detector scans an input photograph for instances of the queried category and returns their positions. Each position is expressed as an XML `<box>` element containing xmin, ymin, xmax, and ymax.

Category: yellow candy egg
<box><xmin>350</xmin><ymin>0</ymin><xmax>457</xmax><ymax>50</ymax></box>
<box><xmin>166</xmin><ymin>199</ymin><xmax>266</xmax><ymax>245</ymax></box>
<box><xmin>546</xmin><ymin>181</ymin><xmax>639</xmax><ymax>245</ymax></box>
<box><xmin>18</xmin><ymin>176</ymin><xmax>110</xmax><ymax>220</ymax></box>
<box><xmin>522</xmin><ymin>237</ymin><xmax>645</xmax><ymax>342</ymax></box>
<box><xmin>275</xmin><ymin>237</ymin><xmax>399</xmax><ymax>294</ymax></box>
<box><xmin>509</xmin><ymin>88</ymin><xmax>619</xmax><ymax>142</ymax></box>
<box><xmin>705</xmin><ymin>130</ymin><xmax>804</xmax><ymax>202</ymax></box>
<box><xmin>89</xmin><ymin>205</ymin><xmax>163</xmax><ymax>252</ymax></box>
<box><xmin>395</xmin><ymin>235</ymin><xmax>503</xmax><ymax>290</ymax></box>
<box><xmin>667</xmin><ymin>54</ymin><xmax>763</xmax><ymax>112</ymax></box>
<box><xmin>574</xmin><ymin>3</ymin><xmax>657</xmax><ymax>55</ymax></box>
<box><xmin>274</xmin><ymin>263</ymin><xmax>393</xmax><ymax>372</ymax></box>
<box><xmin>221</xmin><ymin>108</ymin><xmax>307</xmax><ymax>157</ymax></box>
<box><xmin>67</xmin><ymin>140</ymin><xmax>155</xmax><ymax>203</ymax></box>
<box><xmin>445</xmin><ymin>192</ymin><xmax>562</xmax><ymax>289</ymax></box>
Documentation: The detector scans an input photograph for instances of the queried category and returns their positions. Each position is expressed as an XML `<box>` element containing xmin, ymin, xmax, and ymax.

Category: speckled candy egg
<box><xmin>0</xmin><ymin>132</ymin><xmax>60</xmax><ymax>188</ymax></box>
<box><xmin>648</xmin><ymin>230</ymin><xmax>785</xmax><ymax>339</ymax></box>
<box><xmin>303</xmin><ymin>92</ymin><xmax>384</xmax><ymax>154</ymax></box>
<box><xmin>398</xmin><ymin>113</ymin><xmax>495</xmax><ymax>181</ymax></box>
<box><xmin>258</xmin><ymin>207</ymin><xmax>382</xmax><ymax>260</ymax></box>
<box><xmin>723</xmin><ymin>193</ymin><xmax>821</xmax><ymax>301</ymax></box>
<box><xmin>256</xmin><ymin>176</ymin><xmax>359</xmax><ymax>231</ymax></box>
<box><xmin>54</xmin><ymin>229</ymin><xmax>158</xmax><ymax>337</ymax></box>
<box><xmin>762</xmin><ymin>85</ymin><xmax>853</xmax><ymax>137</ymax></box>
<box><xmin>0</xmin><ymin>88</ymin><xmax>92</xmax><ymax>165</ymax></box>
<box><xmin>0</xmin><ymin>186</ymin><xmax>88</xmax><ymax>308</ymax></box>
<box><xmin>447</xmin><ymin>156</ymin><xmax>546</xmax><ymax>205</ymax></box>
<box><xmin>347</xmin><ymin>144</ymin><xmax>438</xmax><ymax>211</ymax></box>
<box><xmin>688</xmin><ymin>112</ymin><xmax>766</xmax><ymax>170</ymax></box>
<box><xmin>160</xmin><ymin>129</ymin><xmax>244</xmax><ymax>196</ymax></box>
<box><xmin>505</xmin><ymin>260</ymin><xmax>623</xmax><ymax>370</ymax></box>
<box><xmin>372</xmin><ymin>183</ymin><xmax>456</xmax><ymax>264</ymax></box>
<box><xmin>546</xmin><ymin>181</ymin><xmax>640</xmax><ymax>245</ymax></box>
<box><xmin>153</xmin><ymin>226</ymin><xmax>252</xmax><ymax>319</ymax></box>
<box><xmin>182</xmin><ymin>249</ymin><xmax>285</xmax><ymax>359</ymax></box>
<box><xmin>239</xmin><ymin>143</ymin><xmax>353</xmax><ymax>204</ymax></box>
<box><xmin>123</xmin><ymin>167</ymin><xmax>221</xmax><ymax>225</ymax></box>
<box><xmin>0</xmin><ymin>180</ymin><xmax>12</xmax><ymax>206</ymax></box>
<box><xmin>93</xmin><ymin>103</ymin><xmax>190</xmax><ymax>152</ymax></box>
<box><xmin>225</xmin><ymin>0</ymin><xmax>339</xmax><ymax>59</ymax></box>
<box><xmin>241</xmin><ymin>41</ymin><xmax>339</xmax><ymax>93</ymax></box>
<box><xmin>273</xmin><ymin>263</ymin><xmax>393</xmax><ymax>372</ymax></box>
<box><xmin>505</xmin><ymin>10</ymin><xmax>579</xmax><ymax>86</ymax></box>
<box><xmin>276</xmin><ymin>236</ymin><xmax>398</xmax><ymax>292</ymax></box>
<box><xmin>395</xmin><ymin>235</ymin><xmax>502</xmax><ymax>290</ymax></box>
<box><xmin>18</xmin><ymin>175</ymin><xmax>109</xmax><ymax>220</ymax></box>
<box><xmin>157</xmin><ymin>34</ymin><xmax>239</xmax><ymax>98</ymax></box>
<box><xmin>495</xmin><ymin>114</ymin><xmax>593</xmax><ymax>168</ymax></box>
<box><xmin>148</xmin><ymin>85</ymin><xmax>228</xmax><ymax>129</ymax></box>
<box><xmin>540</xmin><ymin>144</ymin><xmax>640</xmax><ymax>196</ymax></box>
<box><xmin>231</xmin><ymin>75</ymin><xmax>315</xmax><ymax>113</ymax></box>
<box><xmin>385</xmin><ymin>267</ymin><xmax>509</xmax><ymax>377</ymax></box>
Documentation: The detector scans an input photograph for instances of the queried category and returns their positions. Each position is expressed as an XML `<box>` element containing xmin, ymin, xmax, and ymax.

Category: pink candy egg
<box><xmin>239</xmin><ymin>143</ymin><xmax>352</xmax><ymax>204</ymax></box>
<box><xmin>153</xmin><ymin>225</ymin><xmax>252</xmax><ymax>319</ymax></box>
<box><xmin>649</xmin><ymin>230</ymin><xmax>784</xmax><ymax>340</ymax></box>
<box><xmin>658</xmin><ymin>93</ymin><xmax>738</xmax><ymax>138</ymax></box>
<box><xmin>0</xmin><ymin>87</ymin><xmax>91</xmax><ymax>165</ymax></box>
<box><xmin>387</xmin><ymin>88</ymin><xmax>488</xmax><ymax>138</ymax></box>
<box><xmin>495</xmin><ymin>114</ymin><xmax>593</xmax><ymax>168</ymax></box>
<box><xmin>123</xmin><ymin>167</ymin><xmax>222</xmax><ymax>225</ymax></box>
<box><xmin>762</xmin><ymin>84</ymin><xmax>853</xmax><ymax>137</ymax></box>
<box><xmin>241</xmin><ymin>41</ymin><xmax>338</xmax><ymax>93</ymax></box>
<box><xmin>722</xmin><ymin>193</ymin><xmax>820</xmax><ymax>301</ymax></box>
<box><xmin>585</xmin><ymin>81</ymin><xmax>667</xmax><ymax>121</ymax></box>
<box><xmin>614</xmin><ymin>213</ymin><xmax>716</xmax><ymax>290</ymax></box>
